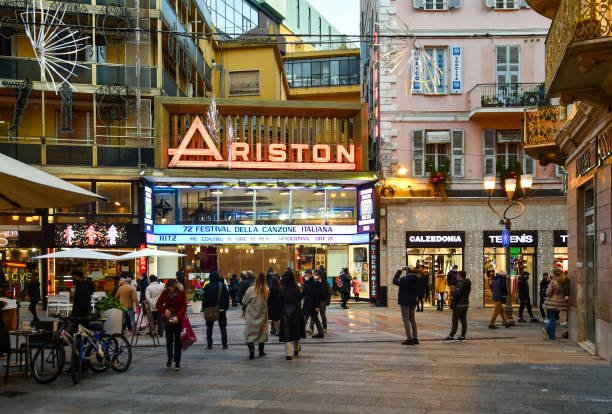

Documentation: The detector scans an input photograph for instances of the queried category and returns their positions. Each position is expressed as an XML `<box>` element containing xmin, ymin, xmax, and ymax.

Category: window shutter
<box><xmin>412</xmin><ymin>129</ymin><xmax>425</xmax><ymax>177</ymax></box>
<box><xmin>486</xmin><ymin>0</ymin><xmax>496</xmax><ymax>7</ymax></box>
<box><xmin>523</xmin><ymin>150</ymin><xmax>535</xmax><ymax>176</ymax></box>
<box><xmin>451</xmin><ymin>129</ymin><xmax>464</xmax><ymax>177</ymax></box>
<box><xmin>449</xmin><ymin>0</ymin><xmax>462</xmax><ymax>8</ymax></box>
<box><xmin>483</xmin><ymin>128</ymin><xmax>496</xmax><ymax>176</ymax></box>
<box><xmin>414</xmin><ymin>0</ymin><xmax>425</xmax><ymax>9</ymax></box>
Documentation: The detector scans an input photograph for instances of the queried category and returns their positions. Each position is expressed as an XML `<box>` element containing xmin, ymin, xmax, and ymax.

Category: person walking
<box><xmin>416</xmin><ymin>272</ymin><xmax>428</xmax><ymax>312</ymax></box>
<box><xmin>339</xmin><ymin>268</ymin><xmax>352</xmax><ymax>309</ymax></box>
<box><xmin>489</xmin><ymin>270</ymin><xmax>511</xmax><ymax>329</ymax></box>
<box><xmin>443</xmin><ymin>271</ymin><xmax>471</xmax><ymax>342</ymax></box>
<box><xmin>145</xmin><ymin>275</ymin><xmax>165</xmax><ymax>337</ymax></box>
<box><xmin>156</xmin><ymin>279</ymin><xmax>187</xmax><ymax>370</ymax></box>
<box><xmin>115</xmin><ymin>278</ymin><xmax>139</xmax><ymax>335</ymax></box>
<box><xmin>435</xmin><ymin>273</ymin><xmax>447</xmax><ymax>311</ymax></box>
<box><xmin>202</xmin><ymin>271</ymin><xmax>230</xmax><ymax>349</ymax></box>
<box><xmin>72</xmin><ymin>269</ymin><xmax>95</xmax><ymax>319</ymax></box>
<box><xmin>393</xmin><ymin>266</ymin><xmax>419</xmax><ymax>345</ymax></box>
<box><xmin>542</xmin><ymin>269</ymin><xmax>569</xmax><ymax>340</ymax></box>
<box><xmin>228</xmin><ymin>274</ymin><xmax>240</xmax><ymax>309</ymax></box>
<box><xmin>517</xmin><ymin>271</ymin><xmax>538</xmax><ymax>322</ymax></box>
<box><xmin>268</xmin><ymin>276</ymin><xmax>282</xmax><ymax>336</ymax></box>
<box><xmin>176</xmin><ymin>267</ymin><xmax>186</xmax><ymax>288</ymax></box>
<box><xmin>312</xmin><ymin>269</ymin><xmax>330</xmax><ymax>333</ymax></box>
<box><xmin>239</xmin><ymin>271</ymin><xmax>255</xmax><ymax>308</ymax></box>
<box><xmin>351</xmin><ymin>276</ymin><xmax>361</xmax><ymax>301</ymax></box>
<box><xmin>302</xmin><ymin>270</ymin><xmax>324</xmax><ymax>338</ymax></box>
<box><xmin>539</xmin><ymin>272</ymin><xmax>550</xmax><ymax>322</ymax></box>
<box><xmin>27</xmin><ymin>273</ymin><xmax>41</xmax><ymax>322</ymax></box>
<box><xmin>242</xmin><ymin>272</ymin><xmax>269</xmax><ymax>359</ymax></box>
<box><xmin>137</xmin><ymin>273</ymin><xmax>148</xmax><ymax>304</ymax></box>
<box><xmin>279</xmin><ymin>270</ymin><xmax>306</xmax><ymax>360</ymax></box>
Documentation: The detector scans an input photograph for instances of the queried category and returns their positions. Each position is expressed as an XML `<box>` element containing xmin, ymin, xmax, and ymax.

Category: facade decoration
<box><xmin>426</xmin><ymin>159</ymin><xmax>450</xmax><ymax>199</ymax></box>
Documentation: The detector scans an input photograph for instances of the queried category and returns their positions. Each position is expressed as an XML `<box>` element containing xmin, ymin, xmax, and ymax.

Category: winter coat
<box><xmin>351</xmin><ymin>278</ymin><xmax>361</xmax><ymax>294</ymax></box>
<box><xmin>517</xmin><ymin>276</ymin><xmax>530</xmax><ymax>301</ymax></box>
<box><xmin>28</xmin><ymin>281</ymin><xmax>41</xmax><ymax>303</ymax></box>
<box><xmin>320</xmin><ymin>279</ymin><xmax>331</xmax><ymax>306</ymax></box>
<box><xmin>418</xmin><ymin>277</ymin><xmax>428</xmax><ymax>299</ymax></box>
<box><xmin>242</xmin><ymin>286</ymin><xmax>269</xmax><ymax>344</ymax></box>
<box><xmin>156</xmin><ymin>289</ymin><xmax>187</xmax><ymax>325</ymax></box>
<box><xmin>202</xmin><ymin>281</ymin><xmax>230</xmax><ymax>311</ymax></box>
<box><xmin>278</xmin><ymin>286</ymin><xmax>306</xmax><ymax>343</ymax></box>
<box><xmin>544</xmin><ymin>278</ymin><xmax>569</xmax><ymax>311</ymax></box>
<box><xmin>267</xmin><ymin>286</ymin><xmax>283</xmax><ymax>321</ymax></box>
<box><xmin>239</xmin><ymin>276</ymin><xmax>254</xmax><ymax>302</ymax></box>
<box><xmin>446</xmin><ymin>270</ymin><xmax>458</xmax><ymax>287</ymax></box>
<box><xmin>539</xmin><ymin>278</ymin><xmax>550</xmax><ymax>298</ymax></box>
<box><xmin>434</xmin><ymin>274</ymin><xmax>447</xmax><ymax>293</ymax></box>
<box><xmin>138</xmin><ymin>278</ymin><xmax>148</xmax><ymax>303</ymax></box>
<box><xmin>73</xmin><ymin>278</ymin><xmax>95</xmax><ymax>318</ymax></box>
<box><xmin>491</xmin><ymin>274</ymin><xmax>508</xmax><ymax>303</ymax></box>
<box><xmin>339</xmin><ymin>272</ymin><xmax>352</xmax><ymax>293</ymax></box>
<box><xmin>145</xmin><ymin>281</ymin><xmax>164</xmax><ymax>310</ymax></box>
<box><xmin>301</xmin><ymin>278</ymin><xmax>321</xmax><ymax>314</ymax></box>
<box><xmin>451</xmin><ymin>278</ymin><xmax>471</xmax><ymax>307</ymax></box>
<box><xmin>393</xmin><ymin>270</ymin><xmax>419</xmax><ymax>307</ymax></box>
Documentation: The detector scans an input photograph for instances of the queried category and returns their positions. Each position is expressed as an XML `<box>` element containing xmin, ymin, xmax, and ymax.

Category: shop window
<box><xmin>229</xmin><ymin>70</ymin><xmax>260</xmax><ymax>96</ymax></box>
<box><xmin>483</xmin><ymin>246</ymin><xmax>536</xmax><ymax>306</ymax></box>
<box><xmin>216</xmin><ymin>187</ymin><xmax>255</xmax><ymax>224</ymax></box>
<box><xmin>55</xmin><ymin>181</ymin><xmax>92</xmax><ymax>214</ymax></box>
<box><xmin>326</xmin><ymin>188</ymin><xmax>357</xmax><ymax>224</ymax></box>
<box><xmin>154</xmin><ymin>192</ymin><xmax>175</xmax><ymax>224</ymax></box>
<box><xmin>292</xmin><ymin>189</ymin><xmax>325</xmax><ymax>224</ymax></box>
<box><xmin>96</xmin><ymin>182</ymin><xmax>132</xmax><ymax>214</ymax></box>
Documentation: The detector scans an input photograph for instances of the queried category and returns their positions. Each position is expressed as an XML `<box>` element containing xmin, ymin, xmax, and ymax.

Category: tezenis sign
<box><xmin>168</xmin><ymin>117</ymin><xmax>356</xmax><ymax>170</ymax></box>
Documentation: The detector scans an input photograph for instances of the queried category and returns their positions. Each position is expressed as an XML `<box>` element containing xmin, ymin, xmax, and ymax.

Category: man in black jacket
<box><xmin>339</xmin><ymin>268</ymin><xmax>352</xmax><ymax>309</ymax></box>
<box><xmin>27</xmin><ymin>273</ymin><xmax>41</xmax><ymax>322</ymax></box>
<box><xmin>310</xmin><ymin>269</ymin><xmax>330</xmax><ymax>333</ymax></box>
<box><xmin>72</xmin><ymin>269</ymin><xmax>94</xmax><ymax>319</ymax></box>
<box><xmin>517</xmin><ymin>271</ymin><xmax>538</xmax><ymax>322</ymax></box>
<box><xmin>302</xmin><ymin>270</ymin><xmax>324</xmax><ymax>338</ymax></box>
<box><xmin>539</xmin><ymin>272</ymin><xmax>550</xmax><ymax>321</ymax></box>
<box><xmin>202</xmin><ymin>271</ymin><xmax>230</xmax><ymax>349</ymax></box>
<box><xmin>393</xmin><ymin>266</ymin><xmax>419</xmax><ymax>345</ymax></box>
<box><xmin>238</xmin><ymin>271</ymin><xmax>254</xmax><ymax>309</ymax></box>
<box><xmin>443</xmin><ymin>271</ymin><xmax>471</xmax><ymax>342</ymax></box>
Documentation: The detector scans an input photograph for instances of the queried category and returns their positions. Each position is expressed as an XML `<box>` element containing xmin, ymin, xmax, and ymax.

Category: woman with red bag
<box><xmin>156</xmin><ymin>279</ymin><xmax>187</xmax><ymax>371</ymax></box>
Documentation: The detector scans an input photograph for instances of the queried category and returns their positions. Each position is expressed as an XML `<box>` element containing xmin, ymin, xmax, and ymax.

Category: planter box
<box><xmin>190</xmin><ymin>301</ymin><xmax>202</xmax><ymax>314</ymax></box>
<box><xmin>102</xmin><ymin>308</ymin><xmax>123</xmax><ymax>334</ymax></box>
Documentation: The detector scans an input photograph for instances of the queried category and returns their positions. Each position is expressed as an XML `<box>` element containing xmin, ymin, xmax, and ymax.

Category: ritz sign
<box><xmin>168</xmin><ymin>117</ymin><xmax>356</xmax><ymax>170</ymax></box>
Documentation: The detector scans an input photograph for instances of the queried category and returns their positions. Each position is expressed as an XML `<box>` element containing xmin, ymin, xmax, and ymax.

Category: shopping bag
<box><xmin>180</xmin><ymin>314</ymin><xmax>197</xmax><ymax>351</ymax></box>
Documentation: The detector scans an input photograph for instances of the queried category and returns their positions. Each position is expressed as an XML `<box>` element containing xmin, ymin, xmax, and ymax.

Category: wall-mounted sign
<box><xmin>576</xmin><ymin>139</ymin><xmax>598</xmax><ymax>177</ymax></box>
<box><xmin>54</xmin><ymin>223</ymin><xmax>128</xmax><ymax>247</ymax></box>
<box><xmin>597</xmin><ymin>124</ymin><xmax>611</xmax><ymax>163</ymax></box>
<box><xmin>0</xmin><ymin>230</ymin><xmax>19</xmax><ymax>247</ymax></box>
<box><xmin>406</xmin><ymin>231</ymin><xmax>465</xmax><ymax>248</ymax></box>
<box><xmin>369</xmin><ymin>233</ymin><xmax>378</xmax><ymax>299</ymax></box>
<box><xmin>450</xmin><ymin>45</ymin><xmax>463</xmax><ymax>94</ymax></box>
<box><xmin>357</xmin><ymin>186</ymin><xmax>376</xmax><ymax>233</ymax></box>
<box><xmin>483</xmin><ymin>230</ymin><xmax>538</xmax><ymax>247</ymax></box>
<box><xmin>152</xmin><ymin>233</ymin><xmax>369</xmax><ymax>245</ymax></box>
<box><xmin>143</xmin><ymin>186</ymin><xmax>153</xmax><ymax>233</ymax></box>
<box><xmin>168</xmin><ymin>117</ymin><xmax>356</xmax><ymax>171</ymax></box>
<box><xmin>155</xmin><ymin>224</ymin><xmax>357</xmax><ymax>235</ymax></box>
<box><xmin>411</xmin><ymin>52</ymin><xmax>423</xmax><ymax>94</ymax></box>
<box><xmin>554</xmin><ymin>230</ymin><xmax>568</xmax><ymax>247</ymax></box>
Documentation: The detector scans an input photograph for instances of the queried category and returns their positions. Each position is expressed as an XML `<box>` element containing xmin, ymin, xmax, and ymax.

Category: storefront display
<box><xmin>553</xmin><ymin>230</ymin><xmax>568</xmax><ymax>272</ymax></box>
<box><xmin>483</xmin><ymin>230</ymin><xmax>538</xmax><ymax>306</ymax></box>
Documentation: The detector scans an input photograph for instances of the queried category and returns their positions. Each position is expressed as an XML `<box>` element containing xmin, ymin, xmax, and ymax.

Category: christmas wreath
<box><xmin>426</xmin><ymin>158</ymin><xmax>450</xmax><ymax>198</ymax></box>
<box><xmin>496</xmin><ymin>159</ymin><xmax>525</xmax><ymax>200</ymax></box>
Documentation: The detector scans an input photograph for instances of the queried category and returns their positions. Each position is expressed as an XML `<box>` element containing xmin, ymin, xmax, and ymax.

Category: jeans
<box><xmin>310</xmin><ymin>303</ymin><xmax>327</xmax><ymax>330</ymax></box>
<box><xmin>450</xmin><ymin>306</ymin><xmax>468</xmax><ymax>337</ymax></box>
<box><xmin>206</xmin><ymin>311</ymin><xmax>228</xmax><ymax>346</ymax></box>
<box><xmin>546</xmin><ymin>310</ymin><xmax>559</xmax><ymax>339</ymax></box>
<box><xmin>436</xmin><ymin>292</ymin><xmax>445</xmax><ymax>310</ymax></box>
<box><xmin>152</xmin><ymin>311</ymin><xmax>164</xmax><ymax>336</ymax></box>
<box><xmin>400</xmin><ymin>305</ymin><xmax>417</xmax><ymax>339</ymax></box>
<box><xmin>304</xmin><ymin>309</ymin><xmax>323</xmax><ymax>334</ymax></box>
<box><xmin>490</xmin><ymin>301</ymin><xmax>510</xmax><ymax>326</ymax></box>
<box><xmin>123</xmin><ymin>309</ymin><xmax>136</xmax><ymax>332</ymax></box>
<box><xmin>165</xmin><ymin>322</ymin><xmax>182</xmax><ymax>363</ymax></box>
<box><xmin>519</xmin><ymin>299</ymin><xmax>534</xmax><ymax>319</ymax></box>
<box><xmin>539</xmin><ymin>296</ymin><xmax>549</xmax><ymax>319</ymax></box>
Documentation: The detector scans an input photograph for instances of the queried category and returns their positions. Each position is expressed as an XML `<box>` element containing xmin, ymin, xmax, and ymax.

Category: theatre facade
<box><xmin>144</xmin><ymin>97</ymin><xmax>379</xmax><ymax>301</ymax></box>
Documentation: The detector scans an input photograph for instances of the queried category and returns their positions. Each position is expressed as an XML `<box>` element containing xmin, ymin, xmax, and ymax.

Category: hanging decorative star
<box><xmin>206</xmin><ymin>95</ymin><xmax>220</xmax><ymax>143</ymax></box>
<box><xmin>21</xmin><ymin>0</ymin><xmax>89</xmax><ymax>92</ymax></box>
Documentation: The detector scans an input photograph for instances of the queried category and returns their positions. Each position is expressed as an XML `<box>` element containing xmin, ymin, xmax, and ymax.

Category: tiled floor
<box><xmin>2</xmin><ymin>305</ymin><xmax>611</xmax><ymax>413</ymax></box>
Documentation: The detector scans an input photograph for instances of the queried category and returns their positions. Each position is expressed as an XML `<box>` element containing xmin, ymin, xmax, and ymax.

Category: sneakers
<box><xmin>530</xmin><ymin>318</ymin><xmax>539</xmax><ymax>322</ymax></box>
<box><xmin>560</xmin><ymin>322</ymin><xmax>568</xmax><ymax>326</ymax></box>
<box><xmin>312</xmin><ymin>333</ymin><xmax>324</xmax><ymax>339</ymax></box>
<box><xmin>443</xmin><ymin>336</ymin><xmax>455</xmax><ymax>342</ymax></box>
<box><xmin>541</xmin><ymin>328</ymin><xmax>549</xmax><ymax>340</ymax></box>
<box><xmin>401</xmin><ymin>339</ymin><xmax>413</xmax><ymax>345</ymax></box>
<box><xmin>517</xmin><ymin>318</ymin><xmax>527</xmax><ymax>323</ymax></box>
<box><xmin>323</xmin><ymin>328</ymin><xmax>327</xmax><ymax>333</ymax></box>
<box><xmin>306</xmin><ymin>328</ymin><xmax>313</xmax><ymax>334</ymax></box>
<box><xmin>456</xmin><ymin>337</ymin><xmax>466</xmax><ymax>342</ymax></box>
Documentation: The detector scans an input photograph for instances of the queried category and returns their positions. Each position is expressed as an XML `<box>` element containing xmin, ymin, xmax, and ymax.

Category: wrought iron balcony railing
<box><xmin>468</xmin><ymin>83</ymin><xmax>547</xmax><ymax>112</ymax></box>
<box><xmin>523</xmin><ymin>104</ymin><xmax>568</xmax><ymax>165</ymax></box>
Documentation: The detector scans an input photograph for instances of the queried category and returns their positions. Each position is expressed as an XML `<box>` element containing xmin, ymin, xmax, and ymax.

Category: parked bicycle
<box><xmin>30</xmin><ymin>314</ymin><xmax>132</xmax><ymax>385</ymax></box>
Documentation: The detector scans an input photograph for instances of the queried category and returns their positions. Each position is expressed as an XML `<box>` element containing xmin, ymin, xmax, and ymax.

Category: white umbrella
<box><xmin>0</xmin><ymin>153</ymin><xmax>106</xmax><ymax>210</ymax></box>
<box><xmin>33</xmin><ymin>248</ymin><xmax>118</xmax><ymax>260</ymax></box>
<box><xmin>115</xmin><ymin>248</ymin><xmax>185</xmax><ymax>261</ymax></box>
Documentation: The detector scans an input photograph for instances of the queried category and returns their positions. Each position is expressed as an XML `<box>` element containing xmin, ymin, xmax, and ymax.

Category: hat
<box><xmin>304</xmin><ymin>269</ymin><xmax>313</xmax><ymax>275</ymax></box>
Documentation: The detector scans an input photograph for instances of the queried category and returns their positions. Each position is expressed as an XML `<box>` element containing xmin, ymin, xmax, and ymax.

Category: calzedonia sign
<box><xmin>483</xmin><ymin>230</ymin><xmax>538</xmax><ymax>247</ymax></box>
<box><xmin>168</xmin><ymin>116</ymin><xmax>356</xmax><ymax>171</ymax></box>
<box><xmin>406</xmin><ymin>231</ymin><xmax>465</xmax><ymax>248</ymax></box>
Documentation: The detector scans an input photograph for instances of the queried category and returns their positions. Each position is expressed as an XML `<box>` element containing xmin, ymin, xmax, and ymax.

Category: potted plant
<box><xmin>190</xmin><ymin>288</ymin><xmax>203</xmax><ymax>314</ymax></box>
<box><xmin>94</xmin><ymin>296</ymin><xmax>125</xmax><ymax>334</ymax></box>
<box><xmin>426</xmin><ymin>159</ymin><xmax>451</xmax><ymax>199</ymax></box>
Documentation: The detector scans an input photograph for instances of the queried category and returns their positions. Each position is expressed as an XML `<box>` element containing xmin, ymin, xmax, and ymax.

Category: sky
<box><xmin>305</xmin><ymin>0</ymin><xmax>361</xmax><ymax>37</ymax></box>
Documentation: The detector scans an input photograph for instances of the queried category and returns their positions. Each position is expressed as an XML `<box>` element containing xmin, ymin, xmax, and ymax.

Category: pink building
<box><xmin>362</xmin><ymin>0</ymin><xmax>567</xmax><ymax>306</ymax></box>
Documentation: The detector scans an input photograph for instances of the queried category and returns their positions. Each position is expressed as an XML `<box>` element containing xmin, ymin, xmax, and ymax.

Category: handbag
<box><xmin>180</xmin><ymin>314</ymin><xmax>196</xmax><ymax>351</ymax></box>
<box><xmin>204</xmin><ymin>283</ymin><xmax>222</xmax><ymax>322</ymax></box>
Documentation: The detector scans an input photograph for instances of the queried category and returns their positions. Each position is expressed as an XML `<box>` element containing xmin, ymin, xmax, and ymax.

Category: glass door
<box><xmin>583</xmin><ymin>187</ymin><xmax>596</xmax><ymax>343</ymax></box>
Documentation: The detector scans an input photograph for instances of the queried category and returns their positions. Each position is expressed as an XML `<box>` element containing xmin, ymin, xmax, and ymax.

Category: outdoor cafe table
<box><xmin>3</xmin><ymin>329</ymin><xmax>41</xmax><ymax>384</ymax></box>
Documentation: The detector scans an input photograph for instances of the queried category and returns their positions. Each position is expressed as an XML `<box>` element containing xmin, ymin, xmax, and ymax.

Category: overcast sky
<box><xmin>305</xmin><ymin>0</ymin><xmax>361</xmax><ymax>37</ymax></box>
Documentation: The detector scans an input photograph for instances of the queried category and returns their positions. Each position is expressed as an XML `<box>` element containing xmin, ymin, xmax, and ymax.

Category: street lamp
<box><xmin>483</xmin><ymin>174</ymin><xmax>532</xmax><ymax>323</ymax></box>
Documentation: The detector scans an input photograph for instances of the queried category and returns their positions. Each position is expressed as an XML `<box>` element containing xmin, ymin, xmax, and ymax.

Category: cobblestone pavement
<box><xmin>2</xmin><ymin>304</ymin><xmax>611</xmax><ymax>414</ymax></box>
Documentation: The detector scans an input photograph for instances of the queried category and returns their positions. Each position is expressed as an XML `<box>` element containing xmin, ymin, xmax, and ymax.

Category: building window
<box><xmin>495</xmin><ymin>0</ymin><xmax>518</xmax><ymax>9</ymax></box>
<box><xmin>413</xmin><ymin>129</ymin><xmax>464</xmax><ymax>177</ymax></box>
<box><xmin>523</xmin><ymin>149</ymin><xmax>535</xmax><ymax>176</ymax></box>
<box><xmin>425</xmin><ymin>0</ymin><xmax>446</xmax><ymax>10</ymax></box>
<box><xmin>426</xmin><ymin>143</ymin><xmax>449</xmax><ymax>170</ymax></box>
<box><xmin>424</xmin><ymin>48</ymin><xmax>447</xmax><ymax>94</ymax></box>
<box><xmin>483</xmin><ymin>129</ymin><xmax>522</xmax><ymax>175</ymax></box>
<box><xmin>495</xmin><ymin>45</ymin><xmax>520</xmax><ymax>84</ymax></box>
<box><xmin>229</xmin><ymin>70</ymin><xmax>260</xmax><ymax>96</ymax></box>
<box><xmin>209</xmin><ymin>0</ymin><xmax>259</xmax><ymax>38</ymax></box>
<box><xmin>96</xmin><ymin>182</ymin><xmax>132</xmax><ymax>215</ymax></box>
<box><xmin>285</xmin><ymin>56</ymin><xmax>360</xmax><ymax>88</ymax></box>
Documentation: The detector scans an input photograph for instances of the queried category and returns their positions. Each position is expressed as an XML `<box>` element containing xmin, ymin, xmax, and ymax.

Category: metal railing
<box><xmin>546</xmin><ymin>0</ymin><xmax>612</xmax><ymax>89</ymax></box>
<box><xmin>468</xmin><ymin>83</ymin><xmax>546</xmax><ymax>111</ymax></box>
<box><xmin>523</xmin><ymin>105</ymin><xmax>567</xmax><ymax>146</ymax></box>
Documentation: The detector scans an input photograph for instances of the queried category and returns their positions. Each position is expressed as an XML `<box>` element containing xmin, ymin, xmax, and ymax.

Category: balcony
<box><xmin>96</xmin><ymin>64</ymin><xmax>157</xmax><ymax>89</ymax></box>
<box><xmin>545</xmin><ymin>0</ymin><xmax>612</xmax><ymax>105</ymax></box>
<box><xmin>523</xmin><ymin>105</ymin><xmax>568</xmax><ymax>165</ymax></box>
<box><xmin>468</xmin><ymin>83</ymin><xmax>547</xmax><ymax>118</ymax></box>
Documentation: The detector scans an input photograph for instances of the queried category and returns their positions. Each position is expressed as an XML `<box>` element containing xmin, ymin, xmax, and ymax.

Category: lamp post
<box><xmin>483</xmin><ymin>174</ymin><xmax>532</xmax><ymax>323</ymax></box>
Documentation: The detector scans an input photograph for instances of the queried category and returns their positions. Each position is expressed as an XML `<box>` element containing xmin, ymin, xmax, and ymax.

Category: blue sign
<box><xmin>501</xmin><ymin>229</ymin><xmax>510</xmax><ymax>248</ymax></box>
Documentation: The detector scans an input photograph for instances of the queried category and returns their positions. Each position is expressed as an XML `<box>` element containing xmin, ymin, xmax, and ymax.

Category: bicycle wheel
<box><xmin>109</xmin><ymin>334</ymin><xmax>132</xmax><ymax>373</ymax></box>
<box><xmin>31</xmin><ymin>342</ymin><xmax>65</xmax><ymax>384</ymax></box>
<box><xmin>71</xmin><ymin>337</ymin><xmax>82</xmax><ymax>385</ymax></box>
<box><xmin>85</xmin><ymin>336</ymin><xmax>110</xmax><ymax>373</ymax></box>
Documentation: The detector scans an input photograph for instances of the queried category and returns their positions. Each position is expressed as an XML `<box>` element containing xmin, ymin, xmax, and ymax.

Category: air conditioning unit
<box><xmin>524</xmin><ymin>94</ymin><xmax>539</xmax><ymax>107</ymax></box>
